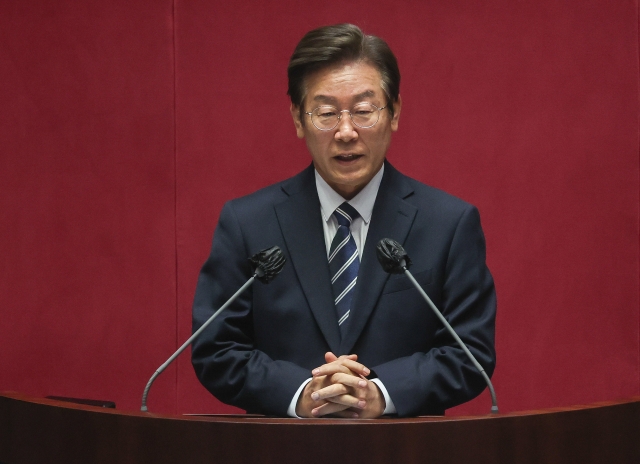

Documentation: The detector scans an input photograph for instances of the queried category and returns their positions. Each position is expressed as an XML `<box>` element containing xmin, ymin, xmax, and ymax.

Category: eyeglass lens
<box><xmin>311</xmin><ymin>103</ymin><xmax>381</xmax><ymax>130</ymax></box>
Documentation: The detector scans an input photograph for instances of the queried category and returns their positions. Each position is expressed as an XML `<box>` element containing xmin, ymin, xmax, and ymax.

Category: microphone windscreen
<box><xmin>249</xmin><ymin>246</ymin><xmax>286</xmax><ymax>283</ymax></box>
<box><xmin>376</xmin><ymin>238</ymin><xmax>411</xmax><ymax>274</ymax></box>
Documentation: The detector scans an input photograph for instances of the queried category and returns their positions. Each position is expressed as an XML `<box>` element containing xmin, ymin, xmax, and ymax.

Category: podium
<box><xmin>1</xmin><ymin>392</ymin><xmax>638</xmax><ymax>463</ymax></box>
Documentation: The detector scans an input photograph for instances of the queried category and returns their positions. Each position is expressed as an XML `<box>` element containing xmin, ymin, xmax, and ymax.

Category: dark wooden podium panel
<box><xmin>1</xmin><ymin>392</ymin><xmax>638</xmax><ymax>464</ymax></box>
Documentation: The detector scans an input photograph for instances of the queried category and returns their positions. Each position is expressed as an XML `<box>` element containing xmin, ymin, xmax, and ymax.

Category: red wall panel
<box><xmin>0</xmin><ymin>1</ymin><xmax>177</xmax><ymax>412</ymax></box>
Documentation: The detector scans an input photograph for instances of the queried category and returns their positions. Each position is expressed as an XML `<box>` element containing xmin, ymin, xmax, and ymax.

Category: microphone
<box><xmin>376</xmin><ymin>238</ymin><xmax>499</xmax><ymax>414</ymax></box>
<box><xmin>140</xmin><ymin>246</ymin><xmax>286</xmax><ymax>412</ymax></box>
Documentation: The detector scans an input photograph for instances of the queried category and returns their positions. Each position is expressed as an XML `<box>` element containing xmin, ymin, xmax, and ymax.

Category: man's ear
<box><xmin>390</xmin><ymin>94</ymin><xmax>402</xmax><ymax>132</ymax></box>
<box><xmin>290</xmin><ymin>104</ymin><xmax>305</xmax><ymax>139</ymax></box>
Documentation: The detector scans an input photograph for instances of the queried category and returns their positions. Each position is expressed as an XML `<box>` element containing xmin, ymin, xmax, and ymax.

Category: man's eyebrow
<box><xmin>313</xmin><ymin>95</ymin><xmax>338</xmax><ymax>103</ymax></box>
<box><xmin>312</xmin><ymin>90</ymin><xmax>377</xmax><ymax>104</ymax></box>
<box><xmin>353</xmin><ymin>90</ymin><xmax>375</xmax><ymax>100</ymax></box>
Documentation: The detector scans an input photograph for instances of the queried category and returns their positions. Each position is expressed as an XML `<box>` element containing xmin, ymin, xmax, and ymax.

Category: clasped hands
<box><xmin>295</xmin><ymin>352</ymin><xmax>385</xmax><ymax>418</ymax></box>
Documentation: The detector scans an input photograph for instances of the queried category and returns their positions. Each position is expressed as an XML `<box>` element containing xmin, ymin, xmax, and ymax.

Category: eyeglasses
<box><xmin>305</xmin><ymin>102</ymin><xmax>387</xmax><ymax>131</ymax></box>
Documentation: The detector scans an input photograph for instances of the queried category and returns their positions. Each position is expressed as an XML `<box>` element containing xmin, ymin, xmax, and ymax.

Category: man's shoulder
<box><xmin>385</xmin><ymin>163</ymin><xmax>474</xmax><ymax>215</ymax></box>
<box><xmin>226</xmin><ymin>165</ymin><xmax>314</xmax><ymax>214</ymax></box>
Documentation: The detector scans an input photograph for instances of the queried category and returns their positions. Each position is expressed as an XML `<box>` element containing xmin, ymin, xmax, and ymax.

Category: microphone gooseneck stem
<box><xmin>140</xmin><ymin>274</ymin><xmax>257</xmax><ymax>412</ymax></box>
<box><xmin>403</xmin><ymin>268</ymin><xmax>499</xmax><ymax>414</ymax></box>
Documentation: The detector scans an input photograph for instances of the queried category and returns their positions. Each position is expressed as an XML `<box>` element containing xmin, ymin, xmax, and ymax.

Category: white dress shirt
<box><xmin>286</xmin><ymin>164</ymin><xmax>397</xmax><ymax>417</ymax></box>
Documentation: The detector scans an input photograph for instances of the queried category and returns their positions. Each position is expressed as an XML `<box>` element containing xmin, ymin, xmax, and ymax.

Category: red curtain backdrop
<box><xmin>1</xmin><ymin>0</ymin><xmax>638</xmax><ymax>416</ymax></box>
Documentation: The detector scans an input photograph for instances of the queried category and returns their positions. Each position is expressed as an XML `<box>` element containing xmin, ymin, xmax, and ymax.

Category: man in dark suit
<box><xmin>192</xmin><ymin>24</ymin><xmax>496</xmax><ymax>418</ymax></box>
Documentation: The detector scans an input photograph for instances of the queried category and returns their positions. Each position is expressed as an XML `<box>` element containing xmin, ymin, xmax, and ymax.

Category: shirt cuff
<box><xmin>287</xmin><ymin>378</ymin><xmax>313</xmax><ymax>418</ymax></box>
<box><xmin>371</xmin><ymin>378</ymin><xmax>397</xmax><ymax>415</ymax></box>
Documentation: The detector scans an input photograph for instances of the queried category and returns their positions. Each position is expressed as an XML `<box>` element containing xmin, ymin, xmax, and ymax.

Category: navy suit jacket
<box><xmin>192</xmin><ymin>162</ymin><xmax>496</xmax><ymax>417</ymax></box>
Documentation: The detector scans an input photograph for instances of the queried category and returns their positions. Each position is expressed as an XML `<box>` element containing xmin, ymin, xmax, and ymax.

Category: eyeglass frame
<box><xmin>304</xmin><ymin>103</ymin><xmax>388</xmax><ymax>131</ymax></box>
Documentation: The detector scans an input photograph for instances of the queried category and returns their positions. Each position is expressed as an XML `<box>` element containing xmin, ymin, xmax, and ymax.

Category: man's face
<box><xmin>290</xmin><ymin>61</ymin><xmax>401</xmax><ymax>200</ymax></box>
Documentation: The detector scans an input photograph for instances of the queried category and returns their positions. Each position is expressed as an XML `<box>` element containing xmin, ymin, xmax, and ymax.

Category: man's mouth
<box><xmin>335</xmin><ymin>154</ymin><xmax>363</xmax><ymax>162</ymax></box>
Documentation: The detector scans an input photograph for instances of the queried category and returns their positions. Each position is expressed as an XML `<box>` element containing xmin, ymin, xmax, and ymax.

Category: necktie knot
<box><xmin>334</xmin><ymin>202</ymin><xmax>359</xmax><ymax>228</ymax></box>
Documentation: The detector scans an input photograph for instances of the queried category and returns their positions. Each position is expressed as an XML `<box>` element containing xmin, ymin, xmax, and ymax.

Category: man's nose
<box><xmin>335</xmin><ymin>111</ymin><xmax>358</xmax><ymax>142</ymax></box>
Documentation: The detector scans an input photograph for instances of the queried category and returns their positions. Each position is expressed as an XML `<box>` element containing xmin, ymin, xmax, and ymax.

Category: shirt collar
<box><xmin>315</xmin><ymin>164</ymin><xmax>384</xmax><ymax>225</ymax></box>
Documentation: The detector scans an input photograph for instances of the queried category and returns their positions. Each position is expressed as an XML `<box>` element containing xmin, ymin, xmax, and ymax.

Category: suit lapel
<box><xmin>340</xmin><ymin>163</ymin><xmax>417</xmax><ymax>354</ymax></box>
<box><xmin>275</xmin><ymin>167</ymin><xmax>342</xmax><ymax>354</ymax></box>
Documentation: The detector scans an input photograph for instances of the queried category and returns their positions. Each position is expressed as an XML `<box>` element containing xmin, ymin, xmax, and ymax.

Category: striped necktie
<box><xmin>328</xmin><ymin>202</ymin><xmax>360</xmax><ymax>336</ymax></box>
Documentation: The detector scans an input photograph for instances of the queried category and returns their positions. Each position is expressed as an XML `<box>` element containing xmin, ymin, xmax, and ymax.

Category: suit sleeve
<box><xmin>371</xmin><ymin>205</ymin><xmax>497</xmax><ymax>417</ymax></box>
<box><xmin>191</xmin><ymin>202</ymin><xmax>310</xmax><ymax>415</ymax></box>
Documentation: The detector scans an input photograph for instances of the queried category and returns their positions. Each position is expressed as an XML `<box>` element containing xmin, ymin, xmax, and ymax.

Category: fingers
<box><xmin>324</xmin><ymin>352</ymin><xmax>357</xmax><ymax>363</ymax></box>
<box><xmin>311</xmin><ymin>374</ymin><xmax>367</xmax><ymax>402</ymax></box>
<box><xmin>329</xmin><ymin>372</ymin><xmax>368</xmax><ymax>391</ymax></box>
<box><xmin>303</xmin><ymin>353</ymin><xmax>379</xmax><ymax>419</ymax></box>
<box><xmin>313</xmin><ymin>393</ymin><xmax>365</xmax><ymax>412</ymax></box>
<box><xmin>312</xmin><ymin>358</ymin><xmax>370</xmax><ymax>378</ymax></box>
<box><xmin>295</xmin><ymin>375</ymin><xmax>335</xmax><ymax>417</ymax></box>
<box><xmin>310</xmin><ymin>377</ymin><xmax>385</xmax><ymax>419</ymax></box>
<box><xmin>324</xmin><ymin>352</ymin><xmax>339</xmax><ymax>363</ymax></box>
<box><xmin>347</xmin><ymin>380</ymin><xmax>386</xmax><ymax>419</ymax></box>
<box><xmin>308</xmin><ymin>372</ymin><xmax>369</xmax><ymax>418</ymax></box>
<box><xmin>311</xmin><ymin>382</ymin><xmax>349</xmax><ymax>401</ymax></box>
<box><xmin>312</xmin><ymin>400</ymin><xmax>358</xmax><ymax>418</ymax></box>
